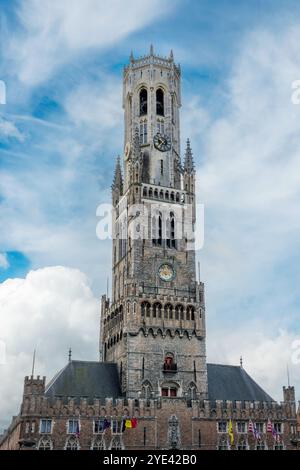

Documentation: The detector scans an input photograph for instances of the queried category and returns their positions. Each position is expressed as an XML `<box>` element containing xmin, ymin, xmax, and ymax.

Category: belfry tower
<box><xmin>100</xmin><ymin>47</ymin><xmax>208</xmax><ymax>400</ymax></box>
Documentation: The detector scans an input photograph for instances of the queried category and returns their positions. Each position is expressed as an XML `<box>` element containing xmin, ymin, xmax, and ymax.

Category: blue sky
<box><xmin>1</xmin><ymin>0</ymin><xmax>300</xmax><ymax>427</ymax></box>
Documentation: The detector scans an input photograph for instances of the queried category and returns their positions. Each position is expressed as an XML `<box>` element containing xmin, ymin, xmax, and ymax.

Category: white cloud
<box><xmin>64</xmin><ymin>74</ymin><xmax>123</xmax><ymax>142</ymax></box>
<box><xmin>0</xmin><ymin>253</ymin><xmax>9</xmax><ymax>270</ymax></box>
<box><xmin>0</xmin><ymin>266</ymin><xmax>99</xmax><ymax>430</ymax></box>
<box><xmin>208</xmin><ymin>324</ymin><xmax>300</xmax><ymax>402</ymax></box>
<box><xmin>0</xmin><ymin>117</ymin><xmax>24</xmax><ymax>141</ymax></box>
<box><xmin>7</xmin><ymin>0</ymin><xmax>174</xmax><ymax>85</ymax></box>
<box><xmin>186</xmin><ymin>24</ymin><xmax>300</xmax><ymax>334</ymax></box>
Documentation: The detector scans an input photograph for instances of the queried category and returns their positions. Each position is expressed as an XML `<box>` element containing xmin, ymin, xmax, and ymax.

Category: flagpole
<box><xmin>31</xmin><ymin>349</ymin><xmax>36</xmax><ymax>376</ymax></box>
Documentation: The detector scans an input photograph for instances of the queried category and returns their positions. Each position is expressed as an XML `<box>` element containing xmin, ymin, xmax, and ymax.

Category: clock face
<box><xmin>153</xmin><ymin>133</ymin><xmax>171</xmax><ymax>152</ymax></box>
<box><xmin>158</xmin><ymin>263</ymin><xmax>175</xmax><ymax>282</ymax></box>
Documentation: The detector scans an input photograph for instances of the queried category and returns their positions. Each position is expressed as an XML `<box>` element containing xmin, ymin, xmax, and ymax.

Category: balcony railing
<box><xmin>163</xmin><ymin>363</ymin><xmax>177</xmax><ymax>373</ymax></box>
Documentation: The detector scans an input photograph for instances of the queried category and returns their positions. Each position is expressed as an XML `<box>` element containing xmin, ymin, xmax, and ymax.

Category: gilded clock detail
<box><xmin>158</xmin><ymin>263</ymin><xmax>175</xmax><ymax>282</ymax></box>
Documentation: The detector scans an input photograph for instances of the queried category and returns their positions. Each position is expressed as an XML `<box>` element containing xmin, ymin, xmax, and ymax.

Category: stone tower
<box><xmin>100</xmin><ymin>47</ymin><xmax>208</xmax><ymax>401</ymax></box>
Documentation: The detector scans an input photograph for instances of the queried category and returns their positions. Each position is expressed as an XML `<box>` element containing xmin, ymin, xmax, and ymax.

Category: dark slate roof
<box><xmin>45</xmin><ymin>360</ymin><xmax>273</xmax><ymax>403</ymax></box>
<box><xmin>207</xmin><ymin>363</ymin><xmax>274</xmax><ymax>402</ymax></box>
<box><xmin>45</xmin><ymin>361</ymin><xmax>122</xmax><ymax>401</ymax></box>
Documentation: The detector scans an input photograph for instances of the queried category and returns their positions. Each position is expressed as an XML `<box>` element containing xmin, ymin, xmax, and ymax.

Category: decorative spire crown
<box><xmin>112</xmin><ymin>156</ymin><xmax>123</xmax><ymax>192</ymax></box>
<box><xmin>184</xmin><ymin>139</ymin><xmax>195</xmax><ymax>172</ymax></box>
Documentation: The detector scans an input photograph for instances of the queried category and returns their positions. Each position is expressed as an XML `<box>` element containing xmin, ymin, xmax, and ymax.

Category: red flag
<box><xmin>131</xmin><ymin>418</ymin><xmax>138</xmax><ymax>428</ymax></box>
<box><xmin>267</xmin><ymin>419</ymin><xmax>272</xmax><ymax>433</ymax></box>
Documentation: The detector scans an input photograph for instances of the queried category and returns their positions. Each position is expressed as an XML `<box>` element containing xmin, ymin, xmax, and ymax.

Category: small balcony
<box><xmin>163</xmin><ymin>363</ymin><xmax>177</xmax><ymax>374</ymax></box>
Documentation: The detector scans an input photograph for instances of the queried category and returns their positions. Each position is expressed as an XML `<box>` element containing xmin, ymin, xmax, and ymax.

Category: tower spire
<box><xmin>112</xmin><ymin>156</ymin><xmax>123</xmax><ymax>192</ymax></box>
<box><xmin>184</xmin><ymin>138</ymin><xmax>194</xmax><ymax>172</ymax></box>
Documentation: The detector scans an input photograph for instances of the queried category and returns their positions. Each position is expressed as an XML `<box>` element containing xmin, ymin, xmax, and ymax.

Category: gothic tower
<box><xmin>100</xmin><ymin>47</ymin><xmax>208</xmax><ymax>401</ymax></box>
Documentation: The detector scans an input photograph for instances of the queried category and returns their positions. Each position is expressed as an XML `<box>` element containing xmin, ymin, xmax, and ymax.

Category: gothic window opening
<box><xmin>175</xmin><ymin>304</ymin><xmax>184</xmax><ymax>320</ymax></box>
<box><xmin>65</xmin><ymin>436</ymin><xmax>80</xmax><ymax>450</ymax></box>
<box><xmin>91</xmin><ymin>436</ymin><xmax>106</xmax><ymax>450</ymax></box>
<box><xmin>157</xmin><ymin>119</ymin><xmax>164</xmax><ymax>134</ymax></box>
<box><xmin>187</xmin><ymin>306</ymin><xmax>195</xmax><ymax>321</ymax></box>
<box><xmin>256</xmin><ymin>441</ymin><xmax>266</xmax><ymax>450</ymax></box>
<box><xmin>274</xmin><ymin>442</ymin><xmax>284</xmax><ymax>450</ymax></box>
<box><xmin>139</xmin><ymin>119</ymin><xmax>147</xmax><ymax>145</ymax></box>
<box><xmin>218</xmin><ymin>436</ymin><xmax>229</xmax><ymax>450</ymax></box>
<box><xmin>163</xmin><ymin>354</ymin><xmax>177</xmax><ymax>373</ymax></box>
<box><xmin>141</xmin><ymin>301</ymin><xmax>150</xmax><ymax>317</ymax></box>
<box><xmin>187</xmin><ymin>383</ymin><xmax>197</xmax><ymax>400</ymax></box>
<box><xmin>152</xmin><ymin>212</ymin><xmax>162</xmax><ymax>246</ymax></box>
<box><xmin>109</xmin><ymin>436</ymin><xmax>124</xmax><ymax>450</ymax></box>
<box><xmin>156</xmin><ymin>88</ymin><xmax>164</xmax><ymax>116</ymax></box>
<box><xmin>237</xmin><ymin>438</ymin><xmax>248</xmax><ymax>450</ymax></box>
<box><xmin>160</xmin><ymin>160</ymin><xmax>164</xmax><ymax>176</ymax></box>
<box><xmin>38</xmin><ymin>437</ymin><xmax>53</xmax><ymax>450</ymax></box>
<box><xmin>164</xmin><ymin>303</ymin><xmax>173</xmax><ymax>319</ymax></box>
<box><xmin>141</xmin><ymin>381</ymin><xmax>153</xmax><ymax>399</ymax></box>
<box><xmin>140</xmin><ymin>88</ymin><xmax>148</xmax><ymax>116</ymax></box>
<box><xmin>153</xmin><ymin>302</ymin><xmax>162</xmax><ymax>318</ymax></box>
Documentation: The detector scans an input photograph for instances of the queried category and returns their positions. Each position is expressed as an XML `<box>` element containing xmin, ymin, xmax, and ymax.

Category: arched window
<box><xmin>140</xmin><ymin>88</ymin><xmax>148</xmax><ymax>116</ymax></box>
<box><xmin>153</xmin><ymin>302</ymin><xmax>162</xmax><ymax>318</ymax></box>
<box><xmin>170</xmin><ymin>212</ymin><xmax>176</xmax><ymax>248</ymax></box>
<box><xmin>139</xmin><ymin>119</ymin><xmax>147</xmax><ymax>144</ymax></box>
<box><xmin>157</xmin><ymin>118</ymin><xmax>164</xmax><ymax>134</ymax></box>
<box><xmin>141</xmin><ymin>302</ymin><xmax>151</xmax><ymax>317</ymax></box>
<box><xmin>237</xmin><ymin>438</ymin><xmax>248</xmax><ymax>450</ymax></box>
<box><xmin>218</xmin><ymin>436</ymin><xmax>229</xmax><ymax>450</ymax></box>
<box><xmin>175</xmin><ymin>304</ymin><xmax>183</xmax><ymax>320</ymax></box>
<box><xmin>187</xmin><ymin>383</ymin><xmax>197</xmax><ymax>400</ymax></box>
<box><xmin>153</xmin><ymin>212</ymin><xmax>162</xmax><ymax>246</ymax></box>
<box><xmin>38</xmin><ymin>437</ymin><xmax>53</xmax><ymax>450</ymax></box>
<box><xmin>164</xmin><ymin>304</ymin><xmax>173</xmax><ymax>319</ymax></box>
<box><xmin>156</xmin><ymin>89</ymin><xmax>164</xmax><ymax>116</ymax></box>
<box><xmin>91</xmin><ymin>436</ymin><xmax>106</xmax><ymax>450</ymax></box>
<box><xmin>141</xmin><ymin>381</ymin><xmax>153</xmax><ymax>399</ymax></box>
<box><xmin>65</xmin><ymin>436</ymin><xmax>80</xmax><ymax>450</ymax></box>
<box><xmin>187</xmin><ymin>306</ymin><xmax>195</xmax><ymax>321</ymax></box>
<box><xmin>163</xmin><ymin>354</ymin><xmax>176</xmax><ymax>372</ymax></box>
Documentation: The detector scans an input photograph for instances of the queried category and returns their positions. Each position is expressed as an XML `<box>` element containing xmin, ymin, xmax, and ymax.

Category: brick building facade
<box><xmin>0</xmin><ymin>48</ymin><xmax>299</xmax><ymax>451</ymax></box>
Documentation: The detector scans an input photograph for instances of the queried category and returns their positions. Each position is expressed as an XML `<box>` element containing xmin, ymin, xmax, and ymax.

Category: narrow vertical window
<box><xmin>160</xmin><ymin>160</ymin><xmax>164</xmax><ymax>176</ymax></box>
<box><xmin>140</xmin><ymin>88</ymin><xmax>147</xmax><ymax>116</ymax></box>
<box><xmin>140</xmin><ymin>120</ymin><xmax>147</xmax><ymax>144</ymax></box>
<box><xmin>156</xmin><ymin>89</ymin><xmax>164</xmax><ymax>116</ymax></box>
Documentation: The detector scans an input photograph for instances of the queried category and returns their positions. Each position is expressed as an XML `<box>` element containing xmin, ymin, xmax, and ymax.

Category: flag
<box><xmin>121</xmin><ymin>420</ymin><xmax>126</xmax><ymax>433</ymax></box>
<box><xmin>267</xmin><ymin>419</ymin><xmax>272</xmax><ymax>433</ymax></box>
<box><xmin>228</xmin><ymin>419</ymin><xmax>234</xmax><ymax>445</ymax></box>
<box><xmin>125</xmin><ymin>419</ymin><xmax>132</xmax><ymax>428</ymax></box>
<box><xmin>253</xmin><ymin>423</ymin><xmax>260</xmax><ymax>440</ymax></box>
<box><xmin>248</xmin><ymin>420</ymin><xmax>254</xmax><ymax>434</ymax></box>
<box><xmin>131</xmin><ymin>418</ymin><xmax>138</xmax><ymax>428</ymax></box>
<box><xmin>272</xmin><ymin>425</ymin><xmax>278</xmax><ymax>440</ymax></box>
<box><xmin>75</xmin><ymin>420</ymin><xmax>80</xmax><ymax>438</ymax></box>
<box><xmin>103</xmin><ymin>419</ymin><xmax>111</xmax><ymax>430</ymax></box>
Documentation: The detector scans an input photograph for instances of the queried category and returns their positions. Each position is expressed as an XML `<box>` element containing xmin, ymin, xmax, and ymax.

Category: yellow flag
<box><xmin>228</xmin><ymin>419</ymin><xmax>234</xmax><ymax>445</ymax></box>
<box><xmin>125</xmin><ymin>419</ymin><xmax>132</xmax><ymax>428</ymax></box>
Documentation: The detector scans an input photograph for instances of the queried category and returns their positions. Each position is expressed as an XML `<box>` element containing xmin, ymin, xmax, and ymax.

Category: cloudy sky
<box><xmin>1</xmin><ymin>0</ymin><xmax>300</xmax><ymax>430</ymax></box>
